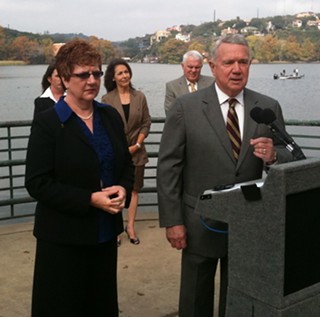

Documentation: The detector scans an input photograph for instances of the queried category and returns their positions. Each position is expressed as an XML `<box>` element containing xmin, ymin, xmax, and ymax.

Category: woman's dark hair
<box><xmin>41</xmin><ymin>64</ymin><xmax>55</xmax><ymax>93</ymax></box>
<box><xmin>104</xmin><ymin>58</ymin><xmax>134</xmax><ymax>92</ymax></box>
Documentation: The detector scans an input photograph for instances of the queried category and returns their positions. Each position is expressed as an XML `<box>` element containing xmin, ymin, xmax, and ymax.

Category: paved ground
<box><xmin>0</xmin><ymin>212</ymin><xmax>220</xmax><ymax>317</ymax></box>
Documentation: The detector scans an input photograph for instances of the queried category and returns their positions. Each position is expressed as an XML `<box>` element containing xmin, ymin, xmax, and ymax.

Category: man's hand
<box><xmin>166</xmin><ymin>225</ymin><xmax>187</xmax><ymax>250</ymax></box>
<box><xmin>250</xmin><ymin>137</ymin><xmax>277</xmax><ymax>164</ymax></box>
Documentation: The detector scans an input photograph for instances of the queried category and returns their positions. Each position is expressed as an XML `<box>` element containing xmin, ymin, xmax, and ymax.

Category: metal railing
<box><xmin>1</xmin><ymin>118</ymin><xmax>320</xmax><ymax>221</ymax></box>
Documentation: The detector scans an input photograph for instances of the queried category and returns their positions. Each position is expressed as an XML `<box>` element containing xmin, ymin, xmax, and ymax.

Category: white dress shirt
<box><xmin>215</xmin><ymin>83</ymin><xmax>244</xmax><ymax>140</ymax></box>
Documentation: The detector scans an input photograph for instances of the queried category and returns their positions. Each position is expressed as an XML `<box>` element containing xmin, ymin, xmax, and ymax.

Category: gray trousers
<box><xmin>179</xmin><ymin>250</ymin><xmax>228</xmax><ymax>317</ymax></box>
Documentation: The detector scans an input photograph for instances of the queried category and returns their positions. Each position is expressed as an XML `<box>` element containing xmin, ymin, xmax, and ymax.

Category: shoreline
<box><xmin>0</xmin><ymin>60</ymin><xmax>27</xmax><ymax>66</ymax></box>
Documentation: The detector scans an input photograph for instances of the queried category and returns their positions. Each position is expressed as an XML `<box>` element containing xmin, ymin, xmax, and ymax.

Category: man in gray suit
<box><xmin>157</xmin><ymin>35</ymin><xmax>293</xmax><ymax>317</ymax></box>
<box><xmin>164</xmin><ymin>50</ymin><xmax>214</xmax><ymax>115</ymax></box>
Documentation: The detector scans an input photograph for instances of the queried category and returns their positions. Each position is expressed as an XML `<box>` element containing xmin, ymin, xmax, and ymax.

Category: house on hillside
<box><xmin>240</xmin><ymin>26</ymin><xmax>263</xmax><ymax>36</ymax></box>
<box><xmin>175</xmin><ymin>33</ymin><xmax>190</xmax><ymax>42</ymax></box>
<box><xmin>292</xmin><ymin>19</ymin><xmax>303</xmax><ymax>28</ymax></box>
<box><xmin>52</xmin><ymin>43</ymin><xmax>65</xmax><ymax>56</ymax></box>
<box><xmin>150</xmin><ymin>30</ymin><xmax>170</xmax><ymax>45</ymax></box>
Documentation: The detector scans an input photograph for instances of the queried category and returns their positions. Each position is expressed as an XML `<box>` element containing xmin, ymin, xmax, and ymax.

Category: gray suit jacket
<box><xmin>157</xmin><ymin>84</ymin><xmax>293</xmax><ymax>258</ymax></box>
<box><xmin>164</xmin><ymin>75</ymin><xmax>214</xmax><ymax>114</ymax></box>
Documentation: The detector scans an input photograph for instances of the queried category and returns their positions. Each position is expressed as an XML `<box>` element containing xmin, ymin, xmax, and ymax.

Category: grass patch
<box><xmin>0</xmin><ymin>60</ymin><xmax>27</xmax><ymax>66</ymax></box>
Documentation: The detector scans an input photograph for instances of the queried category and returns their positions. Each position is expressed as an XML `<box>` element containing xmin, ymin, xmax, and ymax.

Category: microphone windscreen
<box><xmin>250</xmin><ymin>107</ymin><xmax>263</xmax><ymax>123</ymax></box>
<box><xmin>261</xmin><ymin>108</ymin><xmax>276</xmax><ymax>124</ymax></box>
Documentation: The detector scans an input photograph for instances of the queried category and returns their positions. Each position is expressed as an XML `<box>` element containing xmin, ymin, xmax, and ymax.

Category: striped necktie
<box><xmin>227</xmin><ymin>98</ymin><xmax>241</xmax><ymax>160</ymax></box>
<box><xmin>189</xmin><ymin>82</ymin><xmax>196</xmax><ymax>92</ymax></box>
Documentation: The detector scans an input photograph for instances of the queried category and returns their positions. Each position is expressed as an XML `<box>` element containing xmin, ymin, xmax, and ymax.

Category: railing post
<box><xmin>7</xmin><ymin>126</ymin><xmax>15</xmax><ymax>217</ymax></box>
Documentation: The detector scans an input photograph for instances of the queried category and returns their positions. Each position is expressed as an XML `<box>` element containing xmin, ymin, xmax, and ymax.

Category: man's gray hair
<box><xmin>182</xmin><ymin>50</ymin><xmax>203</xmax><ymax>63</ymax></box>
<box><xmin>210</xmin><ymin>34</ymin><xmax>251</xmax><ymax>61</ymax></box>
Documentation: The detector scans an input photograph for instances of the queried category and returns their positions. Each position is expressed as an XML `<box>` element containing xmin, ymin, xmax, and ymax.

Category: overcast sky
<box><xmin>1</xmin><ymin>0</ymin><xmax>318</xmax><ymax>41</ymax></box>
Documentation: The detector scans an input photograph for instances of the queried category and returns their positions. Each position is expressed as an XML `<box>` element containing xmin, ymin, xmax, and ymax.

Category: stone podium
<box><xmin>195</xmin><ymin>157</ymin><xmax>320</xmax><ymax>317</ymax></box>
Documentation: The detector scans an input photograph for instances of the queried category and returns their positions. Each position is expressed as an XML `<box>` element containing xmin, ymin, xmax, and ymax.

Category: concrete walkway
<box><xmin>0</xmin><ymin>212</ymin><xmax>220</xmax><ymax>317</ymax></box>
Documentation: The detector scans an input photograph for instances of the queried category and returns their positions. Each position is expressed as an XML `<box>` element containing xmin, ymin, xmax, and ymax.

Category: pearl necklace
<box><xmin>76</xmin><ymin>111</ymin><xmax>94</xmax><ymax>120</ymax></box>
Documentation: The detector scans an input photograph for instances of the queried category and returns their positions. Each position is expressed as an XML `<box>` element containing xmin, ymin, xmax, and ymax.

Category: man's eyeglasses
<box><xmin>71</xmin><ymin>71</ymin><xmax>104</xmax><ymax>80</ymax></box>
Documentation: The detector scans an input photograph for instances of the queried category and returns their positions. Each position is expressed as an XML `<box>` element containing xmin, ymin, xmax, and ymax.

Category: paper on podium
<box><xmin>201</xmin><ymin>179</ymin><xmax>264</xmax><ymax>196</ymax></box>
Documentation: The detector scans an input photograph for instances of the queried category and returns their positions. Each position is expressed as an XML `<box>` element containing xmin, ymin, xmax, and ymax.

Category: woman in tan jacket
<box><xmin>102</xmin><ymin>59</ymin><xmax>151</xmax><ymax>245</ymax></box>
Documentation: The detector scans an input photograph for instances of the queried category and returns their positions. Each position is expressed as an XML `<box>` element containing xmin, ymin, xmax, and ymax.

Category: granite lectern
<box><xmin>195</xmin><ymin>157</ymin><xmax>320</xmax><ymax>317</ymax></box>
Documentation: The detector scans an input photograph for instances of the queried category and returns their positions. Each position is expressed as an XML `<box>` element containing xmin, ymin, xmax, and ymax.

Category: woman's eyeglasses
<box><xmin>71</xmin><ymin>71</ymin><xmax>104</xmax><ymax>80</ymax></box>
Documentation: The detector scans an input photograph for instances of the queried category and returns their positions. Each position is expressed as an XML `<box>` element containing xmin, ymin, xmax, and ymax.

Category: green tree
<box><xmin>0</xmin><ymin>26</ymin><xmax>7</xmax><ymax>59</ymax></box>
<box><xmin>281</xmin><ymin>36</ymin><xmax>301</xmax><ymax>61</ymax></box>
<box><xmin>188</xmin><ymin>41</ymin><xmax>206</xmax><ymax>55</ymax></box>
<box><xmin>249</xmin><ymin>18</ymin><xmax>268</xmax><ymax>32</ymax></box>
<box><xmin>300</xmin><ymin>38</ymin><xmax>316</xmax><ymax>61</ymax></box>
<box><xmin>158</xmin><ymin>39</ymin><xmax>188</xmax><ymax>63</ymax></box>
<box><xmin>249</xmin><ymin>35</ymin><xmax>278</xmax><ymax>62</ymax></box>
<box><xmin>89</xmin><ymin>36</ymin><xmax>121</xmax><ymax>63</ymax></box>
<box><xmin>38</xmin><ymin>37</ymin><xmax>55</xmax><ymax>63</ymax></box>
<box><xmin>118</xmin><ymin>38</ymin><xmax>141</xmax><ymax>58</ymax></box>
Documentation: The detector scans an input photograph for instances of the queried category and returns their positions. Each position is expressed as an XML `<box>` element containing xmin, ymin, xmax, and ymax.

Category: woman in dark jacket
<box><xmin>25</xmin><ymin>40</ymin><xmax>134</xmax><ymax>317</ymax></box>
<box><xmin>33</xmin><ymin>63</ymin><xmax>65</xmax><ymax>117</ymax></box>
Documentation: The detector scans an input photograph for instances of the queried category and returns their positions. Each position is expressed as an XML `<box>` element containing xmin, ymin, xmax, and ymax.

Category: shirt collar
<box><xmin>40</xmin><ymin>87</ymin><xmax>56</xmax><ymax>102</ymax></box>
<box><xmin>40</xmin><ymin>87</ymin><xmax>66</xmax><ymax>102</ymax></box>
<box><xmin>215</xmin><ymin>83</ymin><xmax>244</xmax><ymax>106</ymax></box>
<box><xmin>55</xmin><ymin>97</ymin><xmax>108</xmax><ymax>123</ymax></box>
<box><xmin>186</xmin><ymin>79</ymin><xmax>197</xmax><ymax>86</ymax></box>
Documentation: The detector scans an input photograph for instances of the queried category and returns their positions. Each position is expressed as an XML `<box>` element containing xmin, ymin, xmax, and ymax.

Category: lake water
<box><xmin>0</xmin><ymin>63</ymin><xmax>320</xmax><ymax>121</ymax></box>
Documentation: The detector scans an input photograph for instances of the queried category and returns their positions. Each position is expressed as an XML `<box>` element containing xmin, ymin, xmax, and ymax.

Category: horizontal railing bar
<box><xmin>0</xmin><ymin>159</ymin><xmax>26</xmax><ymax>167</ymax></box>
<box><xmin>0</xmin><ymin>196</ymin><xmax>35</xmax><ymax>207</ymax></box>
<box><xmin>0</xmin><ymin>213</ymin><xmax>35</xmax><ymax>221</ymax></box>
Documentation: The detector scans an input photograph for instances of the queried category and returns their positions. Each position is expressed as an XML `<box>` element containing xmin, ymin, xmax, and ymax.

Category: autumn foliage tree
<box><xmin>88</xmin><ymin>36</ymin><xmax>122</xmax><ymax>63</ymax></box>
<box><xmin>10</xmin><ymin>36</ymin><xmax>39</xmax><ymax>62</ymax></box>
<box><xmin>158</xmin><ymin>38</ymin><xmax>188</xmax><ymax>63</ymax></box>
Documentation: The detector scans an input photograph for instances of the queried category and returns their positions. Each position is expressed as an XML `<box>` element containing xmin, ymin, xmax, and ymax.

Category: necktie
<box><xmin>189</xmin><ymin>82</ymin><xmax>196</xmax><ymax>92</ymax></box>
<box><xmin>227</xmin><ymin>98</ymin><xmax>241</xmax><ymax>160</ymax></box>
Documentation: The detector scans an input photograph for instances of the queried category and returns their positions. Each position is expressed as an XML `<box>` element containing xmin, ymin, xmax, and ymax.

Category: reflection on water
<box><xmin>1</xmin><ymin>63</ymin><xmax>320</xmax><ymax>121</ymax></box>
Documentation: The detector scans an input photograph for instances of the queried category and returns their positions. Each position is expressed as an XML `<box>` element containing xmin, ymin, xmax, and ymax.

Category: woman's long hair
<box><xmin>104</xmin><ymin>59</ymin><xmax>134</xmax><ymax>92</ymax></box>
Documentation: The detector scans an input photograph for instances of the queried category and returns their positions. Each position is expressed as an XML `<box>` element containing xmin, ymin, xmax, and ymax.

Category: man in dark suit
<box><xmin>164</xmin><ymin>50</ymin><xmax>214</xmax><ymax>114</ymax></box>
<box><xmin>157</xmin><ymin>34</ymin><xmax>293</xmax><ymax>317</ymax></box>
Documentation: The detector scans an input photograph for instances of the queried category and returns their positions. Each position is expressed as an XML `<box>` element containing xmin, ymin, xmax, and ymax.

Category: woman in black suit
<box><xmin>25</xmin><ymin>40</ymin><xmax>134</xmax><ymax>317</ymax></box>
<box><xmin>33</xmin><ymin>63</ymin><xmax>65</xmax><ymax>117</ymax></box>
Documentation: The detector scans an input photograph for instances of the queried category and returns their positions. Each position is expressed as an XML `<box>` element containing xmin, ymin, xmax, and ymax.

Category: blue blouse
<box><xmin>77</xmin><ymin>109</ymin><xmax>116</xmax><ymax>243</ymax></box>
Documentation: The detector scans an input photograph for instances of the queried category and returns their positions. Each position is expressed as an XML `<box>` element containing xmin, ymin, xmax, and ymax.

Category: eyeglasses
<box><xmin>71</xmin><ymin>71</ymin><xmax>104</xmax><ymax>80</ymax></box>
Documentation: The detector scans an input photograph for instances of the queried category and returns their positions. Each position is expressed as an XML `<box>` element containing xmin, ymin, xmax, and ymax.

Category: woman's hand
<box><xmin>128</xmin><ymin>144</ymin><xmax>140</xmax><ymax>154</ymax></box>
<box><xmin>90</xmin><ymin>185</ymin><xmax>126</xmax><ymax>214</ymax></box>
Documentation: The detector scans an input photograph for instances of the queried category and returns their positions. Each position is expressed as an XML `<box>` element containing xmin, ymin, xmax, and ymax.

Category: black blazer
<box><xmin>25</xmin><ymin>101</ymin><xmax>134</xmax><ymax>245</ymax></box>
<box><xmin>33</xmin><ymin>97</ymin><xmax>55</xmax><ymax>118</ymax></box>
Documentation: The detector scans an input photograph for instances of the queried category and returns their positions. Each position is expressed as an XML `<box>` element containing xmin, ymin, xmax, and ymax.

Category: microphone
<box><xmin>250</xmin><ymin>107</ymin><xmax>306</xmax><ymax>161</ymax></box>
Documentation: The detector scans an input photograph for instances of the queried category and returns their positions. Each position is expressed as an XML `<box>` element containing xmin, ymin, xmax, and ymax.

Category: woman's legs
<box><xmin>125</xmin><ymin>190</ymin><xmax>139</xmax><ymax>241</ymax></box>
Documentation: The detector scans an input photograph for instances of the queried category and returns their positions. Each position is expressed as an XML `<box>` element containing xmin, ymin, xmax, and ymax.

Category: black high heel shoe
<box><xmin>125</xmin><ymin>226</ymin><xmax>140</xmax><ymax>245</ymax></box>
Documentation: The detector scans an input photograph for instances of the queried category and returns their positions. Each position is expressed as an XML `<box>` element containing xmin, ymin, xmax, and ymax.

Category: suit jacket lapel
<box><xmin>237</xmin><ymin>89</ymin><xmax>259</xmax><ymax>166</ymax></box>
<box><xmin>201</xmin><ymin>87</ymin><xmax>261</xmax><ymax>166</ymax></box>
<box><xmin>202</xmin><ymin>87</ymin><xmax>236</xmax><ymax>162</ymax></box>
<box><xmin>107</xmin><ymin>90</ymin><xmax>128</xmax><ymax>133</ymax></box>
<box><xmin>62</xmin><ymin>115</ymin><xmax>94</xmax><ymax>151</ymax></box>
<box><xmin>177</xmin><ymin>76</ymin><xmax>189</xmax><ymax>95</ymax></box>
